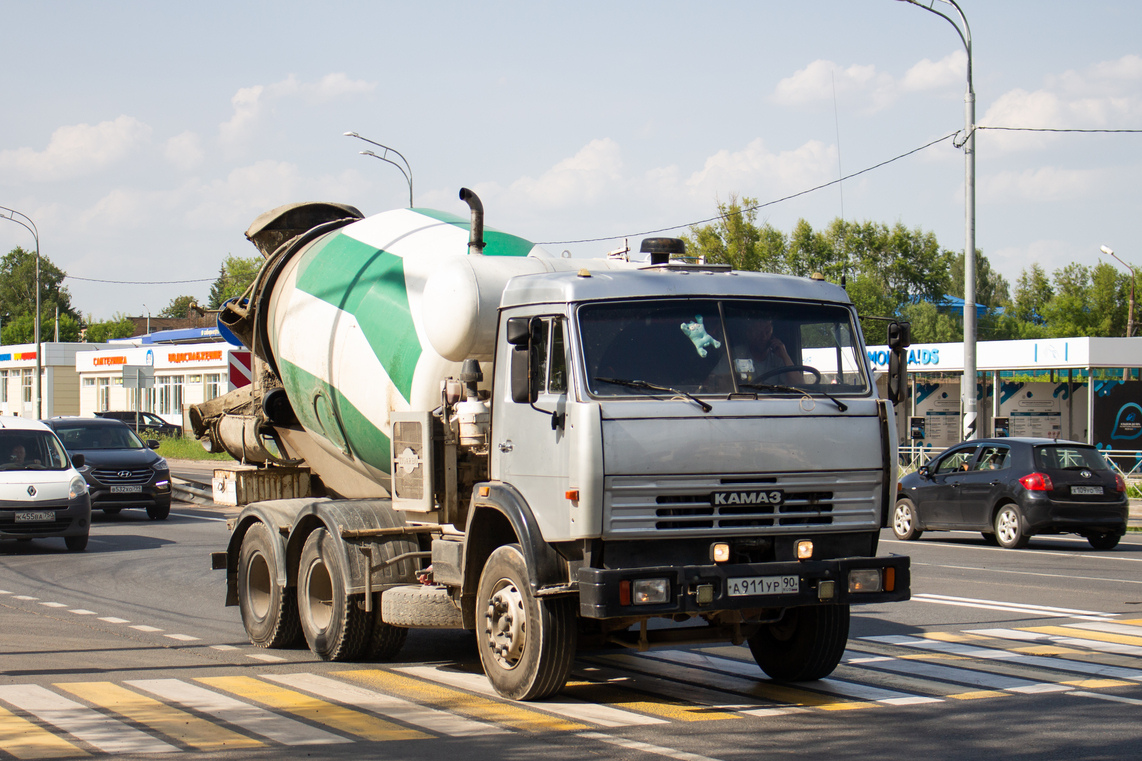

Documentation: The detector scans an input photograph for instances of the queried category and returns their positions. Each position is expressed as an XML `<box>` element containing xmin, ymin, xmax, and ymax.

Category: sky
<box><xmin>1</xmin><ymin>1</ymin><xmax>1140</xmax><ymax>322</ymax></box>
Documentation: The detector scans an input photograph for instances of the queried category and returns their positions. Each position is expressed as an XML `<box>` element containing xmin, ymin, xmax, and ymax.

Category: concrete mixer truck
<box><xmin>196</xmin><ymin>189</ymin><xmax>911</xmax><ymax>701</ymax></box>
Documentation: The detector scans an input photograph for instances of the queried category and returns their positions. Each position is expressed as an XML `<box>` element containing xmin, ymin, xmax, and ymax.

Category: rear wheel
<box><xmin>749</xmin><ymin>604</ymin><xmax>850</xmax><ymax>681</ymax></box>
<box><xmin>238</xmin><ymin>522</ymin><xmax>301</xmax><ymax>648</ymax></box>
<box><xmin>994</xmin><ymin>504</ymin><xmax>1029</xmax><ymax>549</ymax></box>
<box><xmin>1087</xmin><ymin>533</ymin><xmax>1120</xmax><ymax>550</ymax></box>
<box><xmin>476</xmin><ymin>544</ymin><xmax>576</xmax><ymax>700</ymax></box>
<box><xmin>64</xmin><ymin>533</ymin><xmax>89</xmax><ymax>552</ymax></box>
<box><xmin>298</xmin><ymin>528</ymin><xmax>370</xmax><ymax>661</ymax></box>
<box><xmin>892</xmin><ymin>499</ymin><xmax>923</xmax><ymax>541</ymax></box>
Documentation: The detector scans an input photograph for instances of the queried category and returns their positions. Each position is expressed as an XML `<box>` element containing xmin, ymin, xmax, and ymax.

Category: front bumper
<box><xmin>0</xmin><ymin>495</ymin><xmax>92</xmax><ymax>540</ymax></box>
<box><xmin>578</xmin><ymin>554</ymin><xmax>910</xmax><ymax>619</ymax></box>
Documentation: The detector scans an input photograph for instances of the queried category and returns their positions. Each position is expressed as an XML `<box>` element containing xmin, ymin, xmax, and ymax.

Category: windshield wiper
<box><xmin>595</xmin><ymin>377</ymin><xmax>712</xmax><ymax>413</ymax></box>
<box><xmin>739</xmin><ymin>382</ymin><xmax>848</xmax><ymax>412</ymax></box>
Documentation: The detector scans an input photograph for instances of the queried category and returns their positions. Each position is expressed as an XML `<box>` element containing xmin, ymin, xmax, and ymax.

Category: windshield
<box><xmin>53</xmin><ymin>425</ymin><xmax>147</xmax><ymax>451</ymax></box>
<box><xmin>0</xmin><ymin>431</ymin><xmax>71</xmax><ymax>471</ymax></box>
<box><xmin>579</xmin><ymin>299</ymin><xmax>869</xmax><ymax>398</ymax></box>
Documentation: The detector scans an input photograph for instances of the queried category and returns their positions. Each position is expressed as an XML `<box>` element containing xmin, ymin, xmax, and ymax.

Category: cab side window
<box><xmin>936</xmin><ymin>447</ymin><xmax>977</xmax><ymax>475</ymax></box>
<box><xmin>529</xmin><ymin>317</ymin><xmax>568</xmax><ymax>396</ymax></box>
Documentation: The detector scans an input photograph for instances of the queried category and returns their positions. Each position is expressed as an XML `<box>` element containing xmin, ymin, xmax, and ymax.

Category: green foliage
<box><xmin>1</xmin><ymin>311</ymin><xmax>82</xmax><ymax>343</ymax></box>
<box><xmin>0</xmin><ymin>246</ymin><xmax>81</xmax><ymax>328</ymax></box>
<box><xmin>159</xmin><ymin>295</ymin><xmax>200</xmax><ymax>319</ymax></box>
<box><xmin>155</xmin><ymin>434</ymin><xmax>234</xmax><ymax>461</ymax></box>
<box><xmin>208</xmin><ymin>255</ymin><xmax>262</xmax><ymax>309</ymax></box>
<box><xmin>85</xmin><ymin>314</ymin><xmax>136</xmax><ymax>342</ymax></box>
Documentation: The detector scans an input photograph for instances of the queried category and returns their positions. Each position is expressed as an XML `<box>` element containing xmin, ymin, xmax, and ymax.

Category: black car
<box><xmin>94</xmin><ymin>410</ymin><xmax>181</xmax><ymax>437</ymax></box>
<box><xmin>894</xmin><ymin>438</ymin><xmax>1127</xmax><ymax>550</ymax></box>
<box><xmin>45</xmin><ymin>418</ymin><xmax>172</xmax><ymax>520</ymax></box>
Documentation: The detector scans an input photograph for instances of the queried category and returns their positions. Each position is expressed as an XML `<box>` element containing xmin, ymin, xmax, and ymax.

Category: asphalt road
<box><xmin>2</xmin><ymin>505</ymin><xmax>1141</xmax><ymax>761</ymax></box>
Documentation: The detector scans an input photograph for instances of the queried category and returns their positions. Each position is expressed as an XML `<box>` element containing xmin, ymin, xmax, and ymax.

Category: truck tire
<box><xmin>381</xmin><ymin>585</ymin><xmax>465</xmax><ymax>629</ymax></box>
<box><xmin>298</xmin><ymin>528</ymin><xmax>370</xmax><ymax>661</ymax></box>
<box><xmin>365</xmin><ymin>614</ymin><xmax>409</xmax><ymax>661</ymax></box>
<box><xmin>748</xmin><ymin>603</ymin><xmax>850</xmax><ymax>682</ymax></box>
<box><xmin>238</xmin><ymin>522</ymin><xmax>301</xmax><ymax>648</ymax></box>
<box><xmin>476</xmin><ymin>544</ymin><xmax>576</xmax><ymax>701</ymax></box>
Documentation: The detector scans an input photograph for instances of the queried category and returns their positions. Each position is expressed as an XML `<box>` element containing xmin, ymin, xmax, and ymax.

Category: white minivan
<box><xmin>0</xmin><ymin>417</ymin><xmax>91</xmax><ymax>552</ymax></box>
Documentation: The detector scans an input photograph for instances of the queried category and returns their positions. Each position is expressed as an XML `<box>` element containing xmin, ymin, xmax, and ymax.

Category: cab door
<box><xmin>925</xmin><ymin>445</ymin><xmax>978</xmax><ymax>527</ymax></box>
<box><xmin>957</xmin><ymin>444</ymin><xmax>1011</xmax><ymax>528</ymax></box>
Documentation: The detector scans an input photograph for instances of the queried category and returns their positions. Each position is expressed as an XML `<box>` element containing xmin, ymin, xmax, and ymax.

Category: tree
<box><xmin>85</xmin><ymin>315</ymin><xmax>136</xmax><ymax>343</ymax></box>
<box><xmin>1011</xmin><ymin>264</ymin><xmax>1053</xmax><ymax>327</ymax></box>
<box><xmin>208</xmin><ymin>255</ymin><xmax>262</xmax><ymax>309</ymax></box>
<box><xmin>159</xmin><ymin>295</ymin><xmax>200</xmax><ymax>319</ymax></box>
<box><xmin>0</xmin><ymin>246</ymin><xmax>81</xmax><ymax>327</ymax></box>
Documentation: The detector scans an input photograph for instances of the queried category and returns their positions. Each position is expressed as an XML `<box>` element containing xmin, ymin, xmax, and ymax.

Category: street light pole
<box><xmin>897</xmin><ymin>0</ymin><xmax>977</xmax><ymax>440</ymax></box>
<box><xmin>0</xmin><ymin>205</ymin><xmax>42</xmax><ymax>419</ymax></box>
<box><xmin>344</xmin><ymin>132</ymin><xmax>414</xmax><ymax>208</ymax></box>
<box><xmin>1100</xmin><ymin>245</ymin><xmax>1135</xmax><ymax>337</ymax></box>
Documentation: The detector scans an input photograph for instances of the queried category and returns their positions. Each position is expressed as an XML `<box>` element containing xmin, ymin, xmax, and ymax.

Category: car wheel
<box><xmin>147</xmin><ymin>502</ymin><xmax>171</xmax><ymax>521</ymax></box>
<box><xmin>892</xmin><ymin>499</ymin><xmax>923</xmax><ymax>541</ymax></box>
<box><xmin>1087</xmin><ymin>533</ymin><xmax>1120</xmax><ymax>550</ymax></box>
<box><xmin>994</xmin><ymin>504</ymin><xmax>1029</xmax><ymax>549</ymax></box>
<box><xmin>65</xmin><ymin>533</ymin><xmax>89</xmax><ymax>552</ymax></box>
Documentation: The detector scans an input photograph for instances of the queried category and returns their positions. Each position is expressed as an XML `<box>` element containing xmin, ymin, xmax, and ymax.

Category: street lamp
<box><xmin>344</xmin><ymin>132</ymin><xmax>414</xmax><ymax>208</ymax></box>
<box><xmin>1100</xmin><ymin>245</ymin><xmax>1135</xmax><ymax>337</ymax></box>
<box><xmin>0</xmin><ymin>205</ymin><xmax>41</xmax><ymax>420</ymax></box>
<box><xmin>896</xmin><ymin>0</ymin><xmax>977</xmax><ymax>440</ymax></box>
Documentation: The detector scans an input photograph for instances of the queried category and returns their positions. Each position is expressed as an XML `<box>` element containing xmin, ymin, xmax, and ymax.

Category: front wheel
<box><xmin>892</xmin><ymin>499</ymin><xmax>923</xmax><ymax>541</ymax></box>
<box><xmin>994</xmin><ymin>504</ymin><xmax>1029</xmax><ymax>549</ymax></box>
<box><xmin>146</xmin><ymin>501</ymin><xmax>171</xmax><ymax>521</ymax></box>
<box><xmin>748</xmin><ymin>604</ymin><xmax>850</xmax><ymax>682</ymax></box>
<box><xmin>476</xmin><ymin>544</ymin><xmax>576</xmax><ymax>701</ymax></box>
<box><xmin>64</xmin><ymin>533</ymin><xmax>89</xmax><ymax>552</ymax></box>
<box><xmin>298</xmin><ymin>528</ymin><xmax>370</xmax><ymax>661</ymax></box>
<box><xmin>1087</xmin><ymin>533</ymin><xmax>1120</xmax><ymax>550</ymax></box>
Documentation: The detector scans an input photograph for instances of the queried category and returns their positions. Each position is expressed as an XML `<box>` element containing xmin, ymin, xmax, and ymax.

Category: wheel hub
<box><xmin>484</xmin><ymin>579</ymin><xmax>526</xmax><ymax>669</ymax></box>
<box><xmin>997</xmin><ymin>510</ymin><xmax>1018</xmax><ymax>543</ymax></box>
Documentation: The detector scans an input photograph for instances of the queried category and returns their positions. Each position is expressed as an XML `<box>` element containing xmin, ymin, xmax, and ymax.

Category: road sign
<box><xmin>122</xmin><ymin>365</ymin><xmax>155</xmax><ymax>389</ymax></box>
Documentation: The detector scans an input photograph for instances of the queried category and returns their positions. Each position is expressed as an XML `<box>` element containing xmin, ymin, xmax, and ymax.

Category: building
<box><xmin>0</xmin><ymin>342</ymin><xmax>112</xmax><ymax>418</ymax></box>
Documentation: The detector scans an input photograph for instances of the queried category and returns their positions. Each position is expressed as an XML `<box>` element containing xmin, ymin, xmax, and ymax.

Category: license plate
<box><xmin>110</xmin><ymin>485</ymin><xmax>143</xmax><ymax>493</ymax></box>
<box><xmin>1071</xmin><ymin>485</ymin><xmax>1103</xmax><ymax>495</ymax></box>
<box><xmin>727</xmin><ymin>574</ymin><xmax>799</xmax><ymax>597</ymax></box>
<box><xmin>15</xmin><ymin>511</ymin><xmax>54</xmax><ymax>523</ymax></box>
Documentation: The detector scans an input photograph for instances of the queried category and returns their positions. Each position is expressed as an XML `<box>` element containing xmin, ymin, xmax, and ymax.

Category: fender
<box><xmin>224</xmin><ymin>498</ymin><xmax>329</xmax><ymax>606</ymax></box>
<box><xmin>285</xmin><ymin>498</ymin><xmax>419</xmax><ymax>596</ymax></box>
<box><xmin>462</xmin><ymin>482</ymin><xmax>567</xmax><ymax>595</ymax></box>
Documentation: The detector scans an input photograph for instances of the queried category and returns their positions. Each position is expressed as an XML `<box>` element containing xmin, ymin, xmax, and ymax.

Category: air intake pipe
<box><xmin>459</xmin><ymin>188</ymin><xmax>485</xmax><ymax>254</ymax></box>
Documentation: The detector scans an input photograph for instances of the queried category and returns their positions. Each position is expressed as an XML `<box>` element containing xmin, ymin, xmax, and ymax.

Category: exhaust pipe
<box><xmin>459</xmin><ymin>188</ymin><xmax>485</xmax><ymax>254</ymax></box>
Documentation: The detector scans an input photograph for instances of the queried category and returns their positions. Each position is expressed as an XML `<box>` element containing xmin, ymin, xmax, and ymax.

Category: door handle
<box><xmin>498</xmin><ymin>441</ymin><xmax>514</xmax><ymax>453</ymax></box>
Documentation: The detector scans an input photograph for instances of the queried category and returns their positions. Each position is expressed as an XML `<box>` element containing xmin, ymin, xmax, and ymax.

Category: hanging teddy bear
<box><xmin>680</xmin><ymin>315</ymin><xmax>722</xmax><ymax>357</ymax></box>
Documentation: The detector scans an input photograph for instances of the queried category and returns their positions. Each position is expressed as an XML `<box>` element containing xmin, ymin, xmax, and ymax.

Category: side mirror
<box><xmin>886</xmin><ymin>320</ymin><xmax>911</xmax><ymax>406</ymax></box>
<box><xmin>71</xmin><ymin>453</ymin><xmax>85</xmax><ymax>469</ymax></box>
<box><xmin>917</xmin><ymin>464</ymin><xmax>929</xmax><ymax>479</ymax></box>
<box><xmin>507</xmin><ymin>317</ymin><xmax>532</xmax><ymax>404</ymax></box>
<box><xmin>148</xmin><ymin>439</ymin><xmax>160</xmax><ymax>450</ymax></box>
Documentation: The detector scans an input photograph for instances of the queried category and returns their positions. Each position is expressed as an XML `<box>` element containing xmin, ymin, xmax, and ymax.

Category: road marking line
<box><xmin>68</xmin><ymin>610</ymin><xmax>97</xmax><ymax>615</ymax></box>
<box><xmin>247</xmin><ymin>653</ymin><xmax>286</xmax><ymax>662</ymax></box>
<box><xmin>911</xmin><ymin>593</ymin><xmax>1113</xmax><ymax>620</ymax></box>
<box><xmin>98</xmin><ymin>617</ymin><xmax>128</xmax><ymax>624</ymax></box>
<box><xmin>393</xmin><ymin>665</ymin><xmax>665</xmax><ymax>726</ymax></box>
<box><xmin>15</xmin><ymin>596</ymin><xmax>38</xmax><ymax>601</ymax></box>
<box><xmin>0</xmin><ymin>703</ymin><xmax>87</xmax><ymax>759</ymax></box>
<box><xmin>266</xmin><ymin>672</ymin><xmax>507</xmax><ymax>737</ymax></box>
<box><xmin>578</xmin><ymin>731</ymin><xmax>726</xmax><ymax>761</ymax></box>
<box><xmin>129</xmin><ymin>625</ymin><xmax>163</xmax><ymax>633</ymax></box>
<box><xmin>1021</xmin><ymin>625</ymin><xmax>1142</xmax><ymax>649</ymax></box>
<box><xmin>57</xmin><ymin>682</ymin><xmax>263</xmax><ymax>751</ymax></box>
<box><xmin>163</xmin><ymin>634</ymin><xmax>199</xmax><ymax>642</ymax></box>
<box><xmin>197</xmin><ymin>676</ymin><xmax>428</xmax><ymax>742</ymax></box>
<box><xmin>1066</xmin><ymin>621</ymin><xmax>1142</xmax><ymax>638</ymax></box>
<box><xmin>337</xmin><ymin>668</ymin><xmax>587</xmax><ymax>733</ymax></box>
<box><xmin>970</xmin><ymin>627</ymin><xmax>1142</xmax><ymax>657</ymax></box>
<box><xmin>0</xmin><ymin>684</ymin><xmax>179</xmax><ymax>755</ymax></box>
<box><xmin>210</xmin><ymin>645</ymin><xmax>239</xmax><ymax>651</ymax></box>
<box><xmin>38</xmin><ymin>602</ymin><xmax>67</xmax><ymax>608</ymax></box>
<box><xmin>128</xmin><ymin>678</ymin><xmax>350</xmax><ymax>746</ymax></box>
<box><xmin>1068</xmin><ymin>691</ymin><xmax>1142</xmax><ymax>706</ymax></box>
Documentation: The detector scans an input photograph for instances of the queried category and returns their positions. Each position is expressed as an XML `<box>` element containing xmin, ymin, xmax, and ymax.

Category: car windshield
<box><xmin>1035</xmin><ymin>445</ymin><xmax>1111</xmax><ymax>471</ymax></box>
<box><xmin>579</xmin><ymin>299</ymin><xmax>869</xmax><ymax>398</ymax></box>
<box><xmin>0</xmin><ymin>431</ymin><xmax>71</xmax><ymax>471</ymax></box>
<box><xmin>54</xmin><ymin>425</ymin><xmax>147</xmax><ymax>451</ymax></box>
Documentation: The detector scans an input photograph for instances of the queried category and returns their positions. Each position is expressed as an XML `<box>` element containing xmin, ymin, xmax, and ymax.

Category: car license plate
<box><xmin>727</xmin><ymin>574</ymin><xmax>799</xmax><ymax>597</ymax></box>
<box><xmin>1071</xmin><ymin>485</ymin><xmax>1104</xmax><ymax>495</ymax></box>
<box><xmin>110</xmin><ymin>485</ymin><xmax>143</xmax><ymax>493</ymax></box>
<box><xmin>15</xmin><ymin>511</ymin><xmax>54</xmax><ymax>523</ymax></box>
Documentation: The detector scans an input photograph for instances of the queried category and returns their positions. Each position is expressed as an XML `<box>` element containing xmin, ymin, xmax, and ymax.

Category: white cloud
<box><xmin>990</xmin><ymin>239</ymin><xmax>1076</xmax><ymax>285</ymax></box>
<box><xmin>981</xmin><ymin>166</ymin><xmax>1108</xmax><ymax>204</ymax></box>
<box><xmin>902</xmin><ymin>51</ymin><xmax>966</xmax><ymax>92</ymax></box>
<box><xmin>218</xmin><ymin>74</ymin><xmax>376</xmax><ymax>145</ymax></box>
<box><xmin>506</xmin><ymin>138</ymin><xmax>624</xmax><ymax>208</ymax></box>
<box><xmin>685</xmin><ymin>138</ymin><xmax>837</xmax><ymax>201</ymax></box>
<box><xmin>0</xmin><ymin>116</ymin><xmax>151</xmax><ymax>182</ymax></box>
<box><xmin>774</xmin><ymin>60</ymin><xmax>892</xmax><ymax>110</ymax></box>
<box><xmin>164</xmin><ymin>131</ymin><xmax>206</xmax><ymax>171</ymax></box>
<box><xmin>219</xmin><ymin>84</ymin><xmax>266</xmax><ymax>146</ymax></box>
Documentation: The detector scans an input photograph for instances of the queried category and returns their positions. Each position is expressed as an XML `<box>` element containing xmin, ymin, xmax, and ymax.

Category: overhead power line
<box><xmin>978</xmin><ymin>125</ymin><xmax>1142</xmax><ymax>134</ymax></box>
<box><xmin>65</xmin><ymin>275</ymin><xmax>216</xmax><ymax>284</ymax></box>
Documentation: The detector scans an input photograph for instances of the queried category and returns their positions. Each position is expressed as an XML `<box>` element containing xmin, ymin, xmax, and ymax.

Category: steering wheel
<box><xmin>754</xmin><ymin>364</ymin><xmax>822</xmax><ymax>384</ymax></box>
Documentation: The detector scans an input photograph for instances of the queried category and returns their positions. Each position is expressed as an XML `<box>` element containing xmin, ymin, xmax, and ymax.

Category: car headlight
<box><xmin>152</xmin><ymin>457</ymin><xmax>169</xmax><ymax>472</ymax></box>
<box><xmin>69</xmin><ymin>476</ymin><xmax>88</xmax><ymax>499</ymax></box>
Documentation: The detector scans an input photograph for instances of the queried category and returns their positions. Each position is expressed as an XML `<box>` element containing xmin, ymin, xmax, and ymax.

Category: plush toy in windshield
<box><xmin>680</xmin><ymin>315</ymin><xmax>722</xmax><ymax>357</ymax></box>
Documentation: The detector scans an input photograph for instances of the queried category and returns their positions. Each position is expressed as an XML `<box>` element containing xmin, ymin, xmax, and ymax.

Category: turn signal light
<box><xmin>1019</xmin><ymin>472</ymin><xmax>1054</xmax><ymax>492</ymax></box>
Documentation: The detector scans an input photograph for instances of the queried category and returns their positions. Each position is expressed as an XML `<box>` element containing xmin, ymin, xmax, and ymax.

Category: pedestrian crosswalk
<box><xmin>1</xmin><ymin>616</ymin><xmax>1140</xmax><ymax>758</ymax></box>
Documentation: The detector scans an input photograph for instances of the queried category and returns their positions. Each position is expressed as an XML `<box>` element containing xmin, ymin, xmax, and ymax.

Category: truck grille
<box><xmin>92</xmin><ymin>468</ymin><xmax>153</xmax><ymax>485</ymax></box>
<box><xmin>604</xmin><ymin>471</ymin><xmax>881</xmax><ymax>538</ymax></box>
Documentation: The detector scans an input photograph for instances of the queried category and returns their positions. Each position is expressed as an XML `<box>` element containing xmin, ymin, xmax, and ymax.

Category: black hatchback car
<box><xmin>94</xmin><ymin>410</ymin><xmax>181</xmax><ymax>437</ymax></box>
<box><xmin>894</xmin><ymin>438</ymin><xmax>1127</xmax><ymax>550</ymax></box>
<box><xmin>45</xmin><ymin>418</ymin><xmax>172</xmax><ymax>520</ymax></box>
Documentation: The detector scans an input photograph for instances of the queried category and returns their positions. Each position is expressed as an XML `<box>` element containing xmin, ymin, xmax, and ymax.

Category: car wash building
<box><xmin>0</xmin><ymin>342</ymin><xmax>113</xmax><ymax>418</ymax></box>
<box><xmin>868</xmin><ymin>336</ymin><xmax>1142</xmax><ymax>470</ymax></box>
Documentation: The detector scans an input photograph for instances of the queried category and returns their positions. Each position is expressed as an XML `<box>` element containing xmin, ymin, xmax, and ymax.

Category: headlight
<box><xmin>152</xmin><ymin>457</ymin><xmax>169</xmax><ymax>472</ymax></box>
<box><xmin>848</xmin><ymin>569</ymin><xmax>884</xmax><ymax>593</ymax></box>
<box><xmin>69</xmin><ymin>476</ymin><xmax>88</xmax><ymax>499</ymax></box>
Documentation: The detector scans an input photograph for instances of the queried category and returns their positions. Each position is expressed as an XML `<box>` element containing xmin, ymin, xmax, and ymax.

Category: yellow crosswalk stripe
<box><xmin>1011</xmin><ymin>645</ymin><xmax>1083</xmax><ymax>656</ymax></box>
<box><xmin>0</xmin><ymin>705</ymin><xmax>86</xmax><ymax>759</ymax></box>
<box><xmin>197</xmin><ymin>676</ymin><xmax>427</xmax><ymax>742</ymax></box>
<box><xmin>1023</xmin><ymin>626</ymin><xmax>1142</xmax><ymax>647</ymax></box>
<box><xmin>336</xmin><ymin>669</ymin><xmax>588</xmax><ymax>732</ymax></box>
<box><xmin>1060</xmin><ymin>679</ymin><xmax>1132</xmax><ymax>689</ymax></box>
<box><xmin>56</xmin><ymin>682</ymin><xmax>262</xmax><ymax>751</ymax></box>
<box><xmin>949</xmin><ymin>690</ymin><xmax>1009</xmax><ymax>700</ymax></box>
<box><xmin>561</xmin><ymin>680</ymin><xmax>740</xmax><ymax>722</ymax></box>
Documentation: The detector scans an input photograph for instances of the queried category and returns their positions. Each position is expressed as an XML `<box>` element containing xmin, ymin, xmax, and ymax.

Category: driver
<box><xmin>735</xmin><ymin>318</ymin><xmax>802</xmax><ymax>385</ymax></box>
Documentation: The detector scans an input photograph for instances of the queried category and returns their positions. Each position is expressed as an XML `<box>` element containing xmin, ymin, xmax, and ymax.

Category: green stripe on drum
<box><xmin>293</xmin><ymin>233</ymin><xmax>419</xmax><ymax>398</ymax></box>
<box><xmin>410</xmin><ymin>208</ymin><xmax>535</xmax><ymax>258</ymax></box>
<box><xmin>279</xmin><ymin>359</ymin><xmax>392</xmax><ymax>473</ymax></box>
